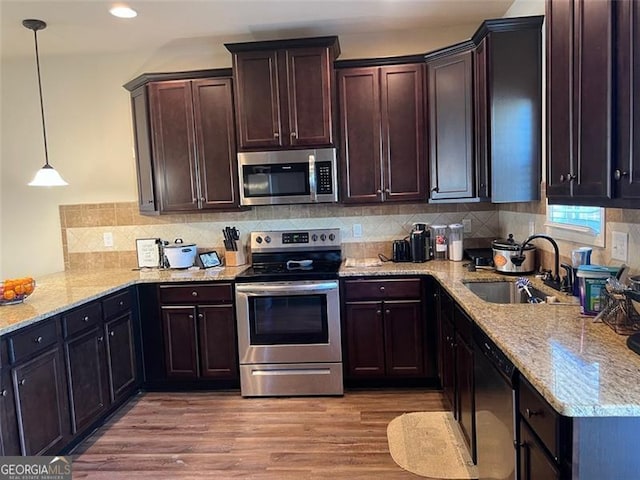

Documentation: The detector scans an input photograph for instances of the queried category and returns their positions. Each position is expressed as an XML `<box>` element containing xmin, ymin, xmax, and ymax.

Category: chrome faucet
<box><xmin>511</xmin><ymin>234</ymin><xmax>563</xmax><ymax>291</ymax></box>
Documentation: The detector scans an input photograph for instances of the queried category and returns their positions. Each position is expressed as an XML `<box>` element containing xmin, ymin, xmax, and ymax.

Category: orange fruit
<box><xmin>15</xmin><ymin>284</ymin><xmax>24</xmax><ymax>295</ymax></box>
<box><xmin>24</xmin><ymin>283</ymin><xmax>34</xmax><ymax>295</ymax></box>
<box><xmin>3</xmin><ymin>290</ymin><xmax>16</xmax><ymax>301</ymax></box>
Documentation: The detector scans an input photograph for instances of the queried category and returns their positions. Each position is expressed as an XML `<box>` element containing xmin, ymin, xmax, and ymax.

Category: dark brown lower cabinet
<box><xmin>105</xmin><ymin>312</ymin><xmax>137</xmax><ymax>403</ymax></box>
<box><xmin>161</xmin><ymin>301</ymin><xmax>237</xmax><ymax>380</ymax></box>
<box><xmin>440</xmin><ymin>314</ymin><xmax>456</xmax><ymax>411</ymax></box>
<box><xmin>456</xmin><ymin>333</ymin><xmax>474</xmax><ymax>451</ymax></box>
<box><xmin>520</xmin><ymin>420</ymin><xmax>561</xmax><ymax>480</ymax></box>
<box><xmin>343</xmin><ymin>278</ymin><xmax>427</xmax><ymax>380</ymax></box>
<box><xmin>64</xmin><ymin>326</ymin><xmax>109</xmax><ymax>434</ymax></box>
<box><xmin>12</xmin><ymin>348</ymin><xmax>69</xmax><ymax>456</ymax></box>
<box><xmin>0</xmin><ymin>368</ymin><xmax>20</xmax><ymax>456</ymax></box>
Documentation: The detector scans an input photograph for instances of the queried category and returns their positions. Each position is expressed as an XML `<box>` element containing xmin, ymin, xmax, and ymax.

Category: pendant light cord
<box><xmin>32</xmin><ymin>28</ymin><xmax>50</xmax><ymax>167</ymax></box>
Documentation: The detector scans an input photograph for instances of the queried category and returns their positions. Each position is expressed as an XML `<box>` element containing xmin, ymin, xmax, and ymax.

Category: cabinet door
<box><xmin>441</xmin><ymin>317</ymin><xmax>456</xmax><ymax>414</ymax></box>
<box><xmin>520</xmin><ymin>420</ymin><xmax>561</xmax><ymax>480</ymax></box>
<box><xmin>64</xmin><ymin>327</ymin><xmax>109</xmax><ymax>434</ymax></box>
<box><xmin>148</xmin><ymin>80</ymin><xmax>199</xmax><ymax>212</ymax></box>
<box><xmin>344</xmin><ymin>302</ymin><xmax>385</xmax><ymax>377</ymax></box>
<box><xmin>474</xmin><ymin>39</ymin><xmax>490</xmax><ymax>200</ymax></box>
<box><xmin>0</xmin><ymin>369</ymin><xmax>20</xmax><ymax>456</ymax></box>
<box><xmin>571</xmin><ymin>0</ymin><xmax>613</xmax><ymax>200</ymax></box>
<box><xmin>13</xmin><ymin>348</ymin><xmax>69</xmax><ymax>456</ymax></box>
<box><xmin>192</xmin><ymin>78</ymin><xmax>239</xmax><ymax>209</ymax></box>
<box><xmin>546</xmin><ymin>0</ymin><xmax>574</xmax><ymax>199</ymax></box>
<box><xmin>286</xmin><ymin>47</ymin><xmax>333</xmax><ymax>146</ymax></box>
<box><xmin>130</xmin><ymin>86</ymin><xmax>156</xmax><ymax>212</ymax></box>
<box><xmin>383</xmin><ymin>300</ymin><xmax>424</xmax><ymax>377</ymax></box>
<box><xmin>338</xmin><ymin>67</ymin><xmax>383</xmax><ymax>203</ymax></box>
<box><xmin>456</xmin><ymin>335</ymin><xmax>475</xmax><ymax>456</ymax></box>
<box><xmin>161</xmin><ymin>306</ymin><xmax>199</xmax><ymax>378</ymax></box>
<box><xmin>198</xmin><ymin>305</ymin><xmax>238</xmax><ymax>379</ymax></box>
<box><xmin>233</xmin><ymin>50</ymin><xmax>282</xmax><ymax>149</ymax></box>
<box><xmin>380</xmin><ymin>64</ymin><xmax>426</xmax><ymax>202</ymax></box>
<box><xmin>105</xmin><ymin>313</ymin><xmax>137</xmax><ymax>403</ymax></box>
<box><xmin>427</xmin><ymin>51</ymin><xmax>475</xmax><ymax>200</ymax></box>
<box><xmin>616</xmin><ymin>0</ymin><xmax>640</xmax><ymax>199</ymax></box>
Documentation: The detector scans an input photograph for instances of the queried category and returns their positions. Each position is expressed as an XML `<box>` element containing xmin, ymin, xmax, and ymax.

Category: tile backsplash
<box><xmin>60</xmin><ymin>202</ymin><xmax>499</xmax><ymax>269</ymax></box>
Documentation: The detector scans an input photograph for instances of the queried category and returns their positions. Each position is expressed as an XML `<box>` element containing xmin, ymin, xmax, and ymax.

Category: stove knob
<box><xmin>265</xmin><ymin>236</ymin><xmax>272</xmax><ymax>244</ymax></box>
<box><xmin>329</xmin><ymin>233</ymin><xmax>335</xmax><ymax>241</ymax></box>
<box><xmin>320</xmin><ymin>234</ymin><xmax>327</xmax><ymax>241</ymax></box>
<box><xmin>256</xmin><ymin>236</ymin><xmax>263</xmax><ymax>244</ymax></box>
<box><xmin>311</xmin><ymin>234</ymin><xmax>318</xmax><ymax>242</ymax></box>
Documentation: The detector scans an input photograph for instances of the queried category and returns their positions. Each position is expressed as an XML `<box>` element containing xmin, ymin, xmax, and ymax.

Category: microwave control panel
<box><xmin>316</xmin><ymin>162</ymin><xmax>333</xmax><ymax>194</ymax></box>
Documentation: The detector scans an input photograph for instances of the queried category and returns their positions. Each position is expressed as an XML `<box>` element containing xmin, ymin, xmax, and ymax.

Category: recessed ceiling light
<box><xmin>109</xmin><ymin>5</ymin><xmax>137</xmax><ymax>19</ymax></box>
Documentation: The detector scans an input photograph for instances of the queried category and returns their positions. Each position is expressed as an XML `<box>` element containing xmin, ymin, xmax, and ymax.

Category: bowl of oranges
<box><xmin>0</xmin><ymin>277</ymin><xmax>36</xmax><ymax>305</ymax></box>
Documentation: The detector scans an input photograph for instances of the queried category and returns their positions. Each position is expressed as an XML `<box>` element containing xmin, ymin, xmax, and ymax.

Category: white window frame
<box><xmin>544</xmin><ymin>203</ymin><xmax>605</xmax><ymax>247</ymax></box>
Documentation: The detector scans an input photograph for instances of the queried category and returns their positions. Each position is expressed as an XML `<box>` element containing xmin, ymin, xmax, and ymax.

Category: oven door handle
<box><xmin>236</xmin><ymin>282</ymin><xmax>338</xmax><ymax>295</ymax></box>
<box><xmin>309</xmin><ymin>154</ymin><xmax>317</xmax><ymax>202</ymax></box>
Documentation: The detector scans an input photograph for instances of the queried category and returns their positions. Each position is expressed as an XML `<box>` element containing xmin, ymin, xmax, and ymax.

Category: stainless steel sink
<box><xmin>462</xmin><ymin>280</ymin><xmax>550</xmax><ymax>304</ymax></box>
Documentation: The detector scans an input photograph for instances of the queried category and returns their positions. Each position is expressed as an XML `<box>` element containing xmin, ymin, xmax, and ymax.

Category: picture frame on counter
<box><xmin>136</xmin><ymin>238</ymin><xmax>162</xmax><ymax>268</ymax></box>
<box><xmin>198</xmin><ymin>251</ymin><xmax>221</xmax><ymax>268</ymax></box>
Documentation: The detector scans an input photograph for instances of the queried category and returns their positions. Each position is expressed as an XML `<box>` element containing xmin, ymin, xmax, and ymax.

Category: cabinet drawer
<box><xmin>519</xmin><ymin>377</ymin><xmax>563</xmax><ymax>461</ymax></box>
<box><xmin>159</xmin><ymin>284</ymin><xmax>233</xmax><ymax>304</ymax></box>
<box><xmin>63</xmin><ymin>302</ymin><xmax>102</xmax><ymax>338</ymax></box>
<box><xmin>103</xmin><ymin>290</ymin><xmax>132</xmax><ymax>319</ymax></box>
<box><xmin>343</xmin><ymin>278</ymin><xmax>421</xmax><ymax>301</ymax></box>
<box><xmin>8</xmin><ymin>319</ymin><xmax>58</xmax><ymax>363</ymax></box>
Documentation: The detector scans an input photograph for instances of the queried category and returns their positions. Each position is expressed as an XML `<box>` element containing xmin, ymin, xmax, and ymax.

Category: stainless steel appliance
<box><xmin>474</xmin><ymin>323</ymin><xmax>518</xmax><ymax>480</ymax></box>
<box><xmin>492</xmin><ymin>234</ymin><xmax>536</xmax><ymax>274</ymax></box>
<box><xmin>238</xmin><ymin>148</ymin><xmax>338</xmax><ymax>206</ymax></box>
<box><xmin>235</xmin><ymin>228</ymin><xmax>343</xmax><ymax>396</ymax></box>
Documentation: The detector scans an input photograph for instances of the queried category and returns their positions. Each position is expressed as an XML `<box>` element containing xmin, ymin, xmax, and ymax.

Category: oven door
<box><xmin>235</xmin><ymin>280</ymin><xmax>341</xmax><ymax>364</ymax></box>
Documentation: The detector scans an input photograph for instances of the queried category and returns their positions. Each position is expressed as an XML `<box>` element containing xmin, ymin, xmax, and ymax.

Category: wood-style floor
<box><xmin>72</xmin><ymin>389</ymin><xmax>448</xmax><ymax>479</ymax></box>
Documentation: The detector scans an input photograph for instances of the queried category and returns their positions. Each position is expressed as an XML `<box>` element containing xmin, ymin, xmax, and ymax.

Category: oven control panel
<box><xmin>250</xmin><ymin>228</ymin><xmax>341</xmax><ymax>251</ymax></box>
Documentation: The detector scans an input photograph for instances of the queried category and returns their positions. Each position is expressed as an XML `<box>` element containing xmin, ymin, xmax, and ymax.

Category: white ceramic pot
<box><xmin>164</xmin><ymin>239</ymin><xmax>197</xmax><ymax>268</ymax></box>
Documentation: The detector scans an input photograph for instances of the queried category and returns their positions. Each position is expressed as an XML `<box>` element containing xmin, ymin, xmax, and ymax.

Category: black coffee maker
<box><xmin>410</xmin><ymin>223</ymin><xmax>430</xmax><ymax>263</ymax></box>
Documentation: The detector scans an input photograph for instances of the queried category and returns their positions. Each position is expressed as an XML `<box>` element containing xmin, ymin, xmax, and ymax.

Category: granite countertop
<box><xmin>2</xmin><ymin>260</ymin><xmax>639</xmax><ymax>418</ymax></box>
<box><xmin>0</xmin><ymin>266</ymin><xmax>248</xmax><ymax>336</ymax></box>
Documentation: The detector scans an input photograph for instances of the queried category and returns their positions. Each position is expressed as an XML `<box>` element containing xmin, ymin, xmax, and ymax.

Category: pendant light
<box><xmin>23</xmin><ymin>19</ymin><xmax>68</xmax><ymax>187</ymax></box>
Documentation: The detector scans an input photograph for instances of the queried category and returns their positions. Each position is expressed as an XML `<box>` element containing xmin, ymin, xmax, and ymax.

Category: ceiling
<box><xmin>1</xmin><ymin>0</ymin><xmax>515</xmax><ymax>59</ymax></box>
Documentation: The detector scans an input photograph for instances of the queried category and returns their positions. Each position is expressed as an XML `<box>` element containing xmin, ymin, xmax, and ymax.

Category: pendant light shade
<box><xmin>23</xmin><ymin>18</ymin><xmax>68</xmax><ymax>187</ymax></box>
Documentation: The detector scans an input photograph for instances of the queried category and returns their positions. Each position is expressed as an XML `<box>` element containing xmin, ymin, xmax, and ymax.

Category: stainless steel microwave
<box><xmin>238</xmin><ymin>148</ymin><xmax>338</xmax><ymax>206</ymax></box>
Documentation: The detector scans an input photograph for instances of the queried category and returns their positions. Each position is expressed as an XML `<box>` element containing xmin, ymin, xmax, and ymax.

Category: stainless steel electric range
<box><xmin>234</xmin><ymin>228</ymin><xmax>343</xmax><ymax>397</ymax></box>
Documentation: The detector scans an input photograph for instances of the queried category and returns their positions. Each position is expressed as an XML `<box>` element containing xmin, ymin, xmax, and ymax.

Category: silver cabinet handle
<box><xmin>83</xmin><ymin>316</ymin><xmax>89</xmax><ymax>322</ymax></box>
<box><xmin>19</xmin><ymin>379</ymin><xmax>26</xmax><ymax>386</ymax></box>
<box><xmin>34</xmin><ymin>336</ymin><xmax>42</xmax><ymax>344</ymax></box>
<box><xmin>192</xmin><ymin>291</ymin><xmax>198</xmax><ymax>297</ymax></box>
<box><xmin>109</xmin><ymin>331</ymin><xmax>115</xmax><ymax>337</ymax></box>
<box><xmin>379</xmin><ymin>286</ymin><xmax>385</xmax><ymax>292</ymax></box>
<box><xmin>1</xmin><ymin>389</ymin><xmax>7</xmax><ymax>397</ymax></box>
<box><xmin>376</xmin><ymin>310</ymin><xmax>382</xmax><ymax>315</ymax></box>
<box><xmin>614</xmin><ymin>169</ymin><xmax>629</xmax><ymax>181</ymax></box>
<box><xmin>376</xmin><ymin>189</ymin><xmax>382</xmax><ymax>194</ymax></box>
<box><xmin>188</xmin><ymin>315</ymin><xmax>194</xmax><ymax>319</ymax></box>
<box><xmin>385</xmin><ymin>309</ymin><xmax>390</xmax><ymax>315</ymax></box>
<box><xmin>431</xmin><ymin>186</ymin><xmax>439</xmax><ymax>193</ymax></box>
<box><xmin>198</xmin><ymin>313</ymin><xmax>204</xmax><ymax>319</ymax></box>
<box><xmin>290</xmin><ymin>132</ymin><xmax>297</xmax><ymax>139</ymax></box>
<box><xmin>97</xmin><ymin>336</ymin><xmax>104</xmax><ymax>343</ymax></box>
<box><xmin>274</xmin><ymin>132</ymin><xmax>280</xmax><ymax>138</ymax></box>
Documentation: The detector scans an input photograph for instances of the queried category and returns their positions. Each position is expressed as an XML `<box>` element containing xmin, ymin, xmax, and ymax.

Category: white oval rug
<box><xmin>387</xmin><ymin>411</ymin><xmax>478</xmax><ymax>479</ymax></box>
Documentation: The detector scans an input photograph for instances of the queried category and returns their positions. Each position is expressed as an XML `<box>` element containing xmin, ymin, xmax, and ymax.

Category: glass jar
<box><xmin>448</xmin><ymin>223</ymin><xmax>464</xmax><ymax>261</ymax></box>
<box><xmin>431</xmin><ymin>224</ymin><xmax>448</xmax><ymax>260</ymax></box>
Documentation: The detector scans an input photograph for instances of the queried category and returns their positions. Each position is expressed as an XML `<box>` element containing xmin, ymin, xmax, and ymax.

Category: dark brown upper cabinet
<box><xmin>615</xmin><ymin>0</ymin><xmax>640</xmax><ymax>201</ymax></box>
<box><xmin>426</xmin><ymin>16</ymin><xmax>543</xmax><ymax>203</ymax></box>
<box><xmin>225</xmin><ymin>37</ymin><xmax>340</xmax><ymax>151</ymax></box>
<box><xmin>427</xmin><ymin>47</ymin><xmax>476</xmax><ymax>201</ymax></box>
<box><xmin>546</xmin><ymin>0</ymin><xmax>614</xmax><ymax>203</ymax></box>
<box><xmin>337</xmin><ymin>63</ymin><xmax>426</xmax><ymax>203</ymax></box>
<box><xmin>124</xmin><ymin>70</ymin><xmax>239</xmax><ymax>214</ymax></box>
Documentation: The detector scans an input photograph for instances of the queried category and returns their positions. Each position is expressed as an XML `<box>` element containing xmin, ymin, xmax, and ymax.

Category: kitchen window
<box><xmin>545</xmin><ymin>204</ymin><xmax>605</xmax><ymax>247</ymax></box>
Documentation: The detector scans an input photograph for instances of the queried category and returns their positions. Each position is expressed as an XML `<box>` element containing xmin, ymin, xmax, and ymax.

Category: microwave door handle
<box><xmin>308</xmin><ymin>154</ymin><xmax>317</xmax><ymax>202</ymax></box>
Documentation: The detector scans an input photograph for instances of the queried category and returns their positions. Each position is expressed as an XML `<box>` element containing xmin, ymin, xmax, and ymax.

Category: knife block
<box><xmin>224</xmin><ymin>244</ymin><xmax>247</xmax><ymax>267</ymax></box>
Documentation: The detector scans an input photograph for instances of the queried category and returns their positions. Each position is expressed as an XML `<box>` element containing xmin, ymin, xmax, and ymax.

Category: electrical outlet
<box><xmin>353</xmin><ymin>224</ymin><xmax>363</xmax><ymax>238</ymax></box>
<box><xmin>103</xmin><ymin>232</ymin><xmax>114</xmax><ymax>247</ymax></box>
<box><xmin>612</xmin><ymin>231</ymin><xmax>628</xmax><ymax>261</ymax></box>
<box><xmin>462</xmin><ymin>218</ymin><xmax>472</xmax><ymax>233</ymax></box>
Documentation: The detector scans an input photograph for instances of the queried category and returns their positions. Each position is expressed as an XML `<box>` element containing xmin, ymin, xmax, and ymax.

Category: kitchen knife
<box><xmin>222</xmin><ymin>229</ymin><xmax>232</xmax><ymax>250</ymax></box>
